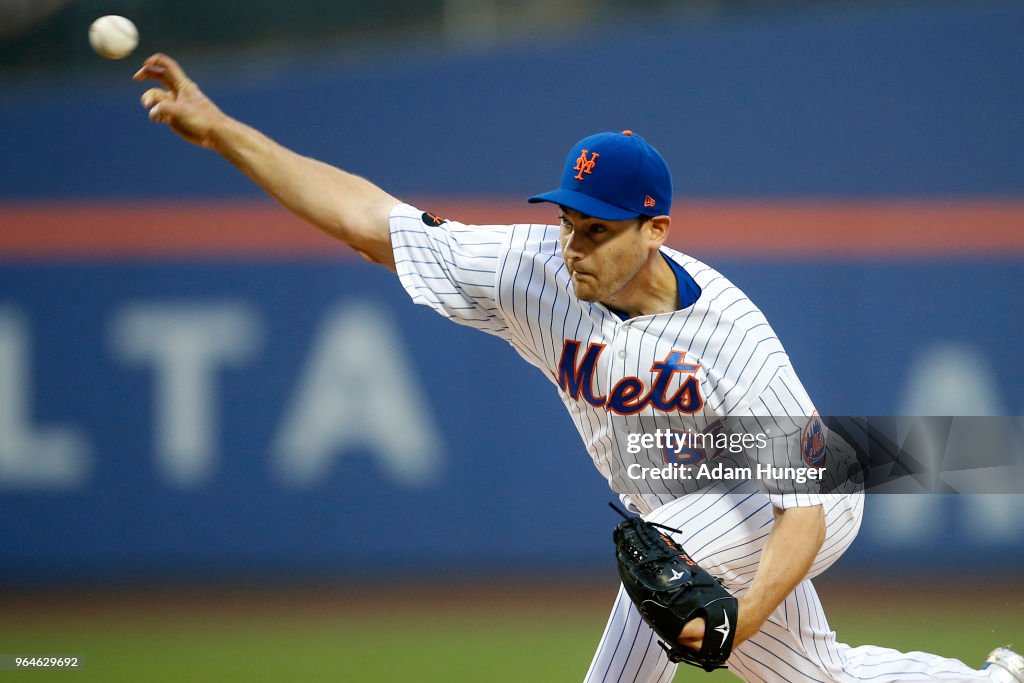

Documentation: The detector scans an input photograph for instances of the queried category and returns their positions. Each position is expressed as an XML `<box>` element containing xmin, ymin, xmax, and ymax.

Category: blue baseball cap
<box><xmin>528</xmin><ymin>130</ymin><xmax>672</xmax><ymax>221</ymax></box>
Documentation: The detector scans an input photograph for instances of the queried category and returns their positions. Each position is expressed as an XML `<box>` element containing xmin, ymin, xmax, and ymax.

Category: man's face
<box><xmin>559</xmin><ymin>207</ymin><xmax>652</xmax><ymax>303</ymax></box>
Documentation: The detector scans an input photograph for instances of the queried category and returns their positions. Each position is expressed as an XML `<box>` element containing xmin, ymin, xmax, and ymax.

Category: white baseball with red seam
<box><xmin>88</xmin><ymin>15</ymin><xmax>138</xmax><ymax>60</ymax></box>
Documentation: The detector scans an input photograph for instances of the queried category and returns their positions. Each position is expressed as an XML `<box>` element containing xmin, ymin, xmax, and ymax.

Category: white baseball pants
<box><xmin>584</xmin><ymin>484</ymin><xmax>992</xmax><ymax>682</ymax></box>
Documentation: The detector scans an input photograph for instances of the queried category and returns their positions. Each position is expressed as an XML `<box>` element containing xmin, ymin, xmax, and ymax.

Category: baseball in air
<box><xmin>88</xmin><ymin>15</ymin><xmax>138</xmax><ymax>60</ymax></box>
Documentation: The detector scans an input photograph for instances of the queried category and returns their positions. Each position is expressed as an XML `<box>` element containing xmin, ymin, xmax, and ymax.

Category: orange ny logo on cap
<box><xmin>573</xmin><ymin>150</ymin><xmax>600</xmax><ymax>181</ymax></box>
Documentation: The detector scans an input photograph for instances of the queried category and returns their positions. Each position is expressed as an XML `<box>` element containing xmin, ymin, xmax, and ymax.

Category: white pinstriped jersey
<box><xmin>388</xmin><ymin>210</ymin><xmax>989</xmax><ymax>683</ymax></box>
<box><xmin>390</xmin><ymin>203</ymin><xmax>830</xmax><ymax>515</ymax></box>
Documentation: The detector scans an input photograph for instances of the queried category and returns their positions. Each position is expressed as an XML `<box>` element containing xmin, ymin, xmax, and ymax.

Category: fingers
<box><xmin>140</xmin><ymin>87</ymin><xmax>168</xmax><ymax>109</ymax></box>
<box><xmin>138</xmin><ymin>86</ymin><xmax>172</xmax><ymax>122</ymax></box>
<box><xmin>134</xmin><ymin>53</ymin><xmax>219</xmax><ymax>144</ymax></box>
<box><xmin>135</xmin><ymin>55</ymin><xmax>191</xmax><ymax>126</ymax></box>
<box><xmin>132</xmin><ymin>53</ymin><xmax>191</xmax><ymax>92</ymax></box>
<box><xmin>678</xmin><ymin>616</ymin><xmax>706</xmax><ymax>650</ymax></box>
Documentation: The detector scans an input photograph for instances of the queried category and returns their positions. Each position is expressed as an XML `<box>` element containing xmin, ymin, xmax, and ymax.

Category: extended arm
<box><xmin>134</xmin><ymin>53</ymin><xmax>399</xmax><ymax>270</ymax></box>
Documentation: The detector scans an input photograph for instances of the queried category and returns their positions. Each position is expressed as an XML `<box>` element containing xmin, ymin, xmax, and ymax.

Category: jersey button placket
<box><xmin>607</xmin><ymin>321</ymin><xmax>630</xmax><ymax>423</ymax></box>
<box><xmin>611</xmin><ymin>321</ymin><xmax>629</xmax><ymax>365</ymax></box>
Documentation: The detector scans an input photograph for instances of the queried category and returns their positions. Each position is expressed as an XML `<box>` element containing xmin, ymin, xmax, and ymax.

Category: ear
<box><xmin>646</xmin><ymin>215</ymin><xmax>671</xmax><ymax>250</ymax></box>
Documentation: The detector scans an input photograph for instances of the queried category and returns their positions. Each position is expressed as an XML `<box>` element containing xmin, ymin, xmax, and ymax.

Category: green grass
<box><xmin>1</xmin><ymin>613</ymin><xmax>601</xmax><ymax>683</ymax></box>
<box><xmin>1</xmin><ymin>596</ymin><xmax>1020</xmax><ymax>682</ymax></box>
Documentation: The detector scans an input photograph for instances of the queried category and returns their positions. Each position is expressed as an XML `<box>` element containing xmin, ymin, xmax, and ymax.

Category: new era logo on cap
<box><xmin>528</xmin><ymin>130</ymin><xmax>672</xmax><ymax>221</ymax></box>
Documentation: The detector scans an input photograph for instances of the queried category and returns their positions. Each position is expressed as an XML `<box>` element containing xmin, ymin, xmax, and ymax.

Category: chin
<box><xmin>570</xmin><ymin>281</ymin><xmax>601</xmax><ymax>302</ymax></box>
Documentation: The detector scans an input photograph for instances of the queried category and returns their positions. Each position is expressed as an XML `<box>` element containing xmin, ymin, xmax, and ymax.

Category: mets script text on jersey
<box><xmin>557</xmin><ymin>341</ymin><xmax>703</xmax><ymax>415</ymax></box>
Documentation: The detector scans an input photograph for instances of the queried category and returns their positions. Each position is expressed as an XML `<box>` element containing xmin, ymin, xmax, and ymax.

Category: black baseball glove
<box><xmin>611</xmin><ymin>504</ymin><xmax>738</xmax><ymax>672</ymax></box>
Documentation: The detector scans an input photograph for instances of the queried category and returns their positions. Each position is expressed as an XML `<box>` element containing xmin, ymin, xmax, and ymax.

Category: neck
<box><xmin>602</xmin><ymin>251</ymin><xmax>678</xmax><ymax>318</ymax></box>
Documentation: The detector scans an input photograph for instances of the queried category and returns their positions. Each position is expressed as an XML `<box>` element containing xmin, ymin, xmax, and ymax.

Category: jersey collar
<box><xmin>605</xmin><ymin>251</ymin><xmax>702</xmax><ymax>321</ymax></box>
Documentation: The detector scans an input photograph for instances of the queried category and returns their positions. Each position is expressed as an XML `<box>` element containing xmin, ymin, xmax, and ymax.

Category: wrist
<box><xmin>206</xmin><ymin>112</ymin><xmax>239</xmax><ymax>153</ymax></box>
<box><xmin>736</xmin><ymin>595</ymin><xmax>769</xmax><ymax>643</ymax></box>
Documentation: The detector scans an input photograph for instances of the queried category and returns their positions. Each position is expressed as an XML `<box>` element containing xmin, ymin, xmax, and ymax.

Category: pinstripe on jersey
<box><xmin>391</xmin><ymin>203</ymin><xmax>831</xmax><ymax>514</ymax></box>
<box><xmin>389</xmin><ymin>203</ymin><xmax>991</xmax><ymax>683</ymax></box>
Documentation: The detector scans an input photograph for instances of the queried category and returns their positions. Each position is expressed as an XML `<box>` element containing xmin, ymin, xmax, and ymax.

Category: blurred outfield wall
<box><xmin>0</xmin><ymin>2</ymin><xmax>1022</xmax><ymax>583</ymax></box>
